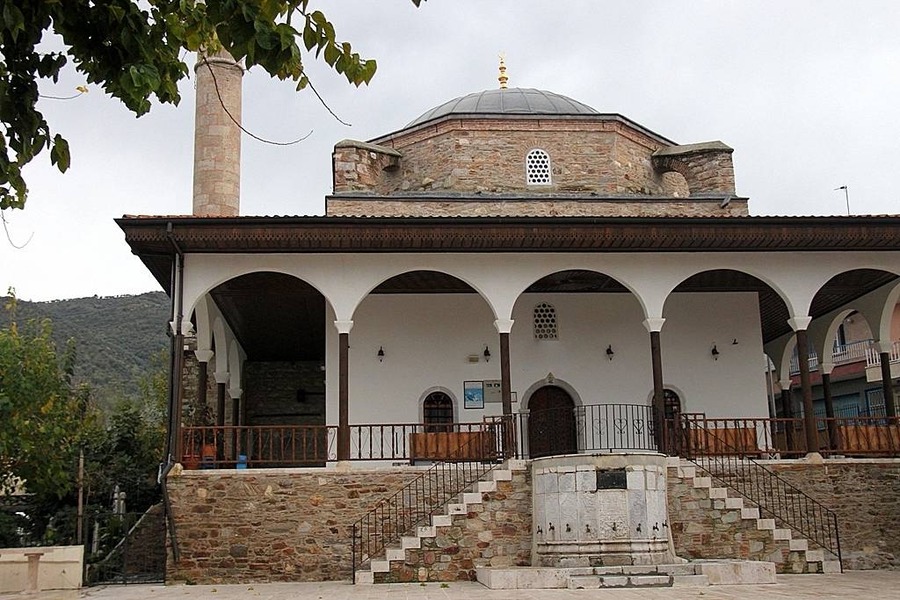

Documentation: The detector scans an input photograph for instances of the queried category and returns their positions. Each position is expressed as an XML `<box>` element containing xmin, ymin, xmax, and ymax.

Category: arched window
<box><xmin>663</xmin><ymin>389</ymin><xmax>682</xmax><ymax>420</ymax></box>
<box><xmin>526</xmin><ymin>149</ymin><xmax>552</xmax><ymax>185</ymax></box>
<box><xmin>423</xmin><ymin>392</ymin><xmax>454</xmax><ymax>432</ymax></box>
<box><xmin>533</xmin><ymin>302</ymin><xmax>558</xmax><ymax>340</ymax></box>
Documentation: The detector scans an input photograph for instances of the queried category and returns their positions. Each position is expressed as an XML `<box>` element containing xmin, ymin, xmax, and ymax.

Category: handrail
<box><xmin>676</xmin><ymin>416</ymin><xmax>842</xmax><ymax>571</ymax></box>
<box><xmin>350</xmin><ymin>417</ymin><xmax>509</xmax><ymax>583</ymax></box>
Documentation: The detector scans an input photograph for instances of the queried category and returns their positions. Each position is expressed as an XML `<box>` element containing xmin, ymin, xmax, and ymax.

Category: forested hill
<box><xmin>1</xmin><ymin>291</ymin><xmax>170</xmax><ymax>405</ymax></box>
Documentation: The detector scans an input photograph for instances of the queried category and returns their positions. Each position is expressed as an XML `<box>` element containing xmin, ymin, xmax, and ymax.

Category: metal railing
<box><xmin>676</xmin><ymin>418</ymin><xmax>842</xmax><ymax>570</ymax></box>
<box><xmin>866</xmin><ymin>339</ymin><xmax>900</xmax><ymax>367</ymax></box>
<box><xmin>511</xmin><ymin>403</ymin><xmax>657</xmax><ymax>459</ymax></box>
<box><xmin>181</xmin><ymin>425</ymin><xmax>337</xmax><ymax>467</ymax></box>
<box><xmin>350</xmin><ymin>417</ymin><xmax>509</xmax><ymax>583</ymax></box>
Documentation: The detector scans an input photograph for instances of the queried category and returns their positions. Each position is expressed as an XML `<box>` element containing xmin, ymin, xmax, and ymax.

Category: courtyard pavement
<box><xmin>2</xmin><ymin>570</ymin><xmax>899</xmax><ymax>600</ymax></box>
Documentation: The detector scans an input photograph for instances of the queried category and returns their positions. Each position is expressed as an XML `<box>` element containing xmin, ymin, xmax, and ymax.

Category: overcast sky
<box><xmin>2</xmin><ymin>1</ymin><xmax>898</xmax><ymax>302</ymax></box>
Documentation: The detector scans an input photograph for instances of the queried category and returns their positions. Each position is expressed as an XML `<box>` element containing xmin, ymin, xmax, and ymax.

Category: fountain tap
<box><xmin>636</xmin><ymin>523</ymin><xmax>642</xmax><ymax>533</ymax></box>
<box><xmin>585</xmin><ymin>524</ymin><xmax>592</xmax><ymax>534</ymax></box>
<box><xmin>653</xmin><ymin>522</ymin><xmax>660</xmax><ymax>532</ymax></box>
<box><xmin>565</xmin><ymin>524</ymin><xmax>571</xmax><ymax>533</ymax></box>
<box><xmin>611</xmin><ymin>522</ymin><xmax>617</xmax><ymax>532</ymax></box>
<box><xmin>662</xmin><ymin>520</ymin><xmax>668</xmax><ymax>529</ymax></box>
<box><xmin>548</xmin><ymin>523</ymin><xmax>555</xmax><ymax>533</ymax></box>
<box><xmin>537</xmin><ymin>526</ymin><xmax>543</xmax><ymax>535</ymax></box>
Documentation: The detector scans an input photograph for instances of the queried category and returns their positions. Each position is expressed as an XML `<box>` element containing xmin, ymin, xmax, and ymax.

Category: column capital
<box><xmin>642</xmin><ymin>317</ymin><xmax>666</xmax><ymax>333</ymax></box>
<box><xmin>779</xmin><ymin>379</ymin><xmax>792</xmax><ymax>390</ymax></box>
<box><xmin>228</xmin><ymin>387</ymin><xmax>243</xmax><ymax>399</ymax></box>
<box><xmin>493</xmin><ymin>319</ymin><xmax>515</xmax><ymax>334</ymax></box>
<box><xmin>787</xmin><ymin>316</ymin><xmax>812</xmax><ymax>332</ymax></box>
<box><xmin>195</xmin><ymin>349</ymin><xmax>214</xmax><ymax>363</ymax></box>
<box><xmin>876</xmin><ymin>339</ymin><xmax>894</xmax><ymax>354</ymax></box>
<box><xmin>334</xmin><ymin>320</ymin><xmax>354</xmax><ymax>335</ymax></box>
<box><xmin>820</xmin><ymin>362</ymin><xmax>835</xmax><ymax>376</ymax></box>
<box><xmin>214</xmin><ymin>371</ymin><xmax>230</xmax><ymax>385</ymax></box>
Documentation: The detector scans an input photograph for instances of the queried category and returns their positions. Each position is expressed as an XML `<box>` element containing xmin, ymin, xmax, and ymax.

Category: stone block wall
<box><xmin>667</xmin><ymin>469</ymin><xmax>808</xmax><ymax>573</ymax></box>
<box><xmin>763</xmin><ymin>459</ymin><xmax>900</xmax><ymax>570</ymax></box>
<box><xmin>243</xmin><ymin>361</ymin><xmax>325</xmax><ymax>426</ymax></box>
<box><xmin>333</xmin><ymin>140</ymin><xmax>401</xmax><ymax>193</ymax></box>
<box><xmin>669</xmin><ymin>459</ymin><xmax>900</xmax><ymax>571</ymax></box>
<box><xmin>377</xmin><ymin>469</ymin><xmax>532</xmax><ymax>583</ymax></box>
<box><xmin>166</xmin><ymin>468</ymin><xmax>424</xmax><ymax>583</ymax></box>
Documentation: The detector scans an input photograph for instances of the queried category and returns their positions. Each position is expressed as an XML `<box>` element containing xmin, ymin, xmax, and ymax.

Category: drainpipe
<box><xmin>159</xmin><ymin>221</ymin><xmax>185</xmax><ymax>562</ymax></box>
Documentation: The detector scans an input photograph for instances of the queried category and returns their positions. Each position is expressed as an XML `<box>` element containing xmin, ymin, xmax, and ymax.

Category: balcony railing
<box><xmin>180</xmin><ymin>408</ymin><xmax>900</xmax><ymax>469</ymax></box>
<box><xmin>866</xmin><ymin>339</ymin><xmax>900</xmax><ymax>367</ymax></box>
<box><xmin>788</xmin><ymin>339</ymin><xmax>880</xmax><ymax>375</ymax></box>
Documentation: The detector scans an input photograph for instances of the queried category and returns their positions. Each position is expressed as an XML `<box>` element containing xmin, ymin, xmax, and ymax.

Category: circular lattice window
<box><xmin>533</xmin><ymin>302</ymin><xmax>558</xmax><ymax>340</ymax></box>
<box><xmin>526</xmin><ymin>149</ymin><xmax>552</xmax><ymax>185</ymax></box>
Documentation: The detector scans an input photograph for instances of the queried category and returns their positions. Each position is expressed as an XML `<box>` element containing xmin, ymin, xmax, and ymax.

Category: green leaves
<box><xmin>0</xmin><ymin>0</ymin><xmax>425</xmax><ymax>210</ymax></box>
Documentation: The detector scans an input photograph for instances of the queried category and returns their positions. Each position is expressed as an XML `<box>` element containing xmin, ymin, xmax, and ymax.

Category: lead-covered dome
<box><xmin>406</xmin><ymin>87</ymin><xmax>598</xmax><ymax>127</ymax></box>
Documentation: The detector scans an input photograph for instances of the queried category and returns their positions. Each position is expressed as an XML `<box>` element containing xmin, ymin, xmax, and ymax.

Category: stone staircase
<box><xmin>668</xmin><ymin>459</ymin><xmax>841</xmax><ymax>574</ymax></box>
<box><xmin>354</xmin><ymin>459</ymin><xmax>528</xmax><ymax>584</ymax></box>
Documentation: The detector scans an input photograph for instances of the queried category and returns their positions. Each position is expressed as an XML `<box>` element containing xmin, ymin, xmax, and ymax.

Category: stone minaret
<box><xmin>192</xmin><ymin>51</ymin><xmax>243</xmax><ymax>216</ymax></box>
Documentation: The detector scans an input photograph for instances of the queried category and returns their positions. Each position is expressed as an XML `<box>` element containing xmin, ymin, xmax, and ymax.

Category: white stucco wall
<box><xmin>328</xmin><ymin>291</ymin><xmax>768</xmax><ymax>426</ymax></box>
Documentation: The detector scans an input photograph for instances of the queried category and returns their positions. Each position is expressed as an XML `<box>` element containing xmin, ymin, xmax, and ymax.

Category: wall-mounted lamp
<box><xmin>606</xmin><ymin>345</ymin><xmax>615</xmax><ymax>361</ymax></box>
<box><xmin>483</xmin><ymin>346</ymin><xmax>491</xmax><ymax>362</ymax></box>
<box><xmin>377</xmin><ymin>346</ymin><xmax>385</xmax><ymax>362</ymax></box>
<box><xmin>711</xmin><ymin>344</ymin><xmax>720</xmax><ymax>360</ymax></box>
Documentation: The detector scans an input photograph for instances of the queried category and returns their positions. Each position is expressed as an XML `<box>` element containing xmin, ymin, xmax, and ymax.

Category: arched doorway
<box><xmin>423</xmin><ymin>391</ymin><xmax>454</xmax><ymax>433</ymax></box>
<box><xmin>528</xmin><ymin>385</ymin><xmax>577</xmax><ymax>458</ymax></box>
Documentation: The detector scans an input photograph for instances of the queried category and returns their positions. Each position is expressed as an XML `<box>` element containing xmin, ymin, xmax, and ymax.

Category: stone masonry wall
<box><xmin>166</xmin><ymin>468</ymin><xmax>424</xmax><ymax>583</ymax></box>
<box><xmin>378</xmin><ymin>468</ymin><xmax>533</xmax><ymax>583</ymax></box>
<box><xmin>765</xmin><ymin>460</ymin><xmax>900</xmax><ymax>570</ymax></box>
<box><xmin>667</xmin><ymin>467</ymin><xmax>809</xmax><ymax>573</ymax></box>
<box><xmin>326</xmin><ymin>197</ymin><xmax>749</xmax><ymax>218</ymax></box>
<box><xmin>669</xmin><ymin>459</ymin><xmax>900</xmax><ymax>571</ymax></box>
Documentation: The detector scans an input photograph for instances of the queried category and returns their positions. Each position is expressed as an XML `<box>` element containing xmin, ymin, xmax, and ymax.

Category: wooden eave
<box><xmin>116</xmin><ymin>214</ymin><xmax>900</xmax><ymax>293</ymax></box>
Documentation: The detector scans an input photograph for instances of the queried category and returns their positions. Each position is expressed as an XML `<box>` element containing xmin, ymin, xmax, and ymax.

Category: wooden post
<box><xmin>795</xmin><ymin>329</ymin><xmax>818</xmax><ymax>454</ymax></box>
<box><xmin>499</xmin><ymin>331</ymin><xmax>513</xmax><ymax>457</ymax></box>
<box><xmin>822</xmin><ymin>372</ymin><xmax>837</xmax><ymax>450</ymax></box>
<box><xmin>649</xmin><ymin>331</ymin><xmax>666</xmax><ymax>453</ymax></box>
<box><xmin>781</xmin><ymin>387</ymin><xmax>795</xmax><ymax>453</ymax></box>
<box><xmin>880</xmin><ymin>352</ymin><xmax>896</xmax><ymax>417</ymax></box>
<box><xmin>338</xmin><ymin>332</ymin><xmax>350</xmax><ymax>461</ymax></box>
<box><xmin>216</xmin><ymin>382</ymin><xmax>226</xmax><ymax>461</ymax></box>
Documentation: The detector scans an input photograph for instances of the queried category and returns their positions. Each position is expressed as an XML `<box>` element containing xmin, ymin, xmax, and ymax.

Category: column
<box><xmin>643</xmin><ymin>318</ymin><xmax>667</xmax><ymax>454</ymax></box>
<box><xmin>214</xmin><ymin>371</ymin><xmax>229</xmax><ymax>462</ymax></box>
<box><xmin>171</xmin><ymin>321</ymin><xmax>186</xmax><ymax>462</ymax></box>
<box><xmin>335</xmin><ymin>320</ymin><xmax>354</xmax><ymax>462</ymax></box>
<box><xmin>877</xmin><ymin>340</ymin><xmax>896</xmax><ymax>417</ymax></box>
<box><xmin>779</xmin><ymin>382</ymin><xmax>795</xmax><ymax>453</ymax></box>
<box><xmin>494</xmin><ymin>319</ymin><xmax>515</xmax><ymax>457</ymax></box>
<box><xmin>230</xmin><ymin>387</ymin><xmax>243</xmax><ymax>462</ymax></box>
<box><xmin>821</xmin><ymin>362</ymin><xmax>837</xmax><ymax>450</ymax></box>
<box><xmin>789</xmin><ymin>317</ymin><xmax>818</xmax><ymax>455</ymax></box>
<box><xmin>195</xmin><ymin>349</ymin><xmax>214</xmax><ymax>410</ymax></box>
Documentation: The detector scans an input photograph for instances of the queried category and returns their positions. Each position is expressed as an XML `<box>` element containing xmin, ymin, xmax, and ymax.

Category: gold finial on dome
<box><xmin>498</xmin><ymin>53</ymin><xmax>509</xmax><ymax>89</ymax></box>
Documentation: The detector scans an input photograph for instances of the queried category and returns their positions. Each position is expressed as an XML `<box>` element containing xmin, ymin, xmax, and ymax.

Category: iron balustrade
<box><xmin>678</xmin><ymin>416</ymin><xmax>842</xmax><ymax>570</ymax></box>
<box><xmin>350</xmin><ymin>417</ymin><xmax>510</xmax><ymax>582</ymax></box>
<box><xmin>512</xmin><ymin>403</ymin><xmax>658</xmax><ymax>459</ymax></box>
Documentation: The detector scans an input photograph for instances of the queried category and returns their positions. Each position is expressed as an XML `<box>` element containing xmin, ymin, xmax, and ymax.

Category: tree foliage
<box><xmin>0</xmin><ymin>296</ymin><xmax>88</xmax><ymax>499</ymax></box>
<box><xmin>0</xmin><ymin>0</ymin><xmax>424</xmax><ymax>210</ymax></box>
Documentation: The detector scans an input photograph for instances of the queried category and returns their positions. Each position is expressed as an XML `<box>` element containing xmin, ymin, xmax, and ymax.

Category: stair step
<box><xmin>741</xmin><ymin>507</ymin><xmax>760</xmax><ymax>520</ymax></box>
<box><xmin>724</xmin><ymin>497</ymin><xmax>744</xmax><ymax>509</ymax></box>
<box><xmin>805</xmin><ymin>549</ymin><xmax>825</xmax><ymax>562</ymax></box>
<box><xmin>789</xmin><ymin>538</ymin><xmax>808</xmax><ymax>552</ymax></box>
<box><xmin>417</xmin><ymin>525</ymin><xmax>436</xmax><ymax>538</ymax></box>
<box><xmin>708</xmin><ymin>487</ymin><xmax>728</xmax><ymax>499</ymax></box>
<box><xmin>567</xmin><ymin>575</ymin><xmax>601</xmax><ymax>589</ymax></box>
<box><xmin>492</xmin><ymin>469</ymin><xmax>513</xmax><ymax>481</ymax></box>
<box><xmin>506</xmin><ymin>459</ymin><xmax>527</xmax><ymax>471</ymax></box>
<box><xmin>773</xmin><ymin>528</ymin><xmax>792</xmax><ymax>540</ymax></box>
<box><xmin>678</xmin><ymin>466</ymin><xmax>697</xmax><ymax>479</ymax></box>
<box><xmin>447</xmin><ymin>503</ymin><xmax>466</xmax><ymax>515</ymax></box>
<box><xmin>401</xmin><ymin>536</ymin><xmax>420</xmax><ymax>549</ymax></box>
<box><xmin>432</xmin><ymin>514</ymin><xmax>452</xmax><ymax>527</ymax></box>
<box><xmin>692</xmin><ymin>476</ymin><xmax>711</xmax><ymax>488</ymax></box>
<box><xmin>354</xmin><ymin>571</ymin><xmax>374</xmax><ymax>585</ymax></box>
<box><xmin>671</xmin><ymin>574</ymin><xmax>710</xmax><ymax>587</ymax></box>
<box><xmin>462</xmin><ymin>491</ymin><xmax>483</xmax><ymax>504</ymax></box>
<box><xmin>477</xmin><ymin>480</ymin><xmax>497</xmax><ymax>493</ymax></box>
<box><xmin>627</xmin><ymin>575</ymin><xmax>673</xmax><ymax>587</ymax></box>
<box><xmin>385</xmin><ymin>548</ymin><xmax>405</xmax><ymax>561</ymax></box>
<box><xmin>370</xmin><ymin>560</ymin><xmax>390</xmax><ymax>573</ymax></box>
<box><xmin>822</xmin><ymin>560</ymin><xmax>842</xmax><ymax>574</ymax></box>
<box><xmin>756</xmin><ymin>518</ymin><xmax>776</xmax><ymax>530</ymax></box>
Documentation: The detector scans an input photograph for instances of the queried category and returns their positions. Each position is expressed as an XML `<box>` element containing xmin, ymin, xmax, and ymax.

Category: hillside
<box><xmin>0</xmin><ymin>292</ymin><xmax>170</xmax><ymax>405</ymax></box>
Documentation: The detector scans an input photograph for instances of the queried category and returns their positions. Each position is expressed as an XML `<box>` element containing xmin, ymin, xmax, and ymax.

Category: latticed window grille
<box><xmin>533</xmin><ymin>302</ymin><xmax>558</xmax><ymax>340</ymax></box>
<box><xmin>526</xmin><ymin>149</ymin><xmax>552</xmax><ymax>185</ymax></box>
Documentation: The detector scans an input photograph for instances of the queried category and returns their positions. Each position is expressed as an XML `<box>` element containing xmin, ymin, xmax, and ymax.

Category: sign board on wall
<box><xmin>484</xmin><ymin>380</ymin><xmax>502</xmax><ymax>403</ymax></box>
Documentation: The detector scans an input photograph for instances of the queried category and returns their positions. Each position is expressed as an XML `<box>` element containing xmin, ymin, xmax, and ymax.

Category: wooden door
<box><xmin>527</xmin><ymin>385</ymin><xmax>577</xmax><ymax>458</ymax></box>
